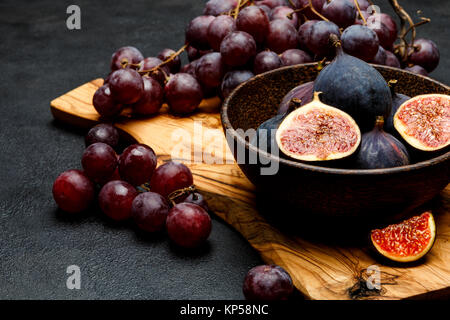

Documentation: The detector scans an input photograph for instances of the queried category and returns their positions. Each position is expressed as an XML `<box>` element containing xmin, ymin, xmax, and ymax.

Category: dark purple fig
<box><xmin>313</xmin><ymin>37</ymin><xmax>392</xmax><ymax>132</ymax></box>
<box><xmin>249</xmin><ymin>114</ymin><xmax>285</xmax><ymax>154</ymax></box>
<box><xmin>277</xmin><ymin>81</ymin><xmax>314</xmax><ymax>115</ymax></box>
<box><xmin>355</xmin><ymin>117</ymin><xmax>410</xmax><ymax>169</ymax></box>
<box><xmin>385</xmin><ymin>80</ymin><xmax>410</xmax><ymax>135</ymax></box>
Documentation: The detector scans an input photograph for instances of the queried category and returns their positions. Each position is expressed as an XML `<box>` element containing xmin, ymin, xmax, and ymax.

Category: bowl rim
<box><xmin>221</xmin><ymin>63</ymin><xmax>450</xmax><ymax>176</ymax></box>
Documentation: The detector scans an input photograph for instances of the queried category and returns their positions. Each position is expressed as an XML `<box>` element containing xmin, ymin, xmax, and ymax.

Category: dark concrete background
<box><xmin>0</xmin><ymin>0</ymin><xmax>448</xmax><ymax>299</ymax></box>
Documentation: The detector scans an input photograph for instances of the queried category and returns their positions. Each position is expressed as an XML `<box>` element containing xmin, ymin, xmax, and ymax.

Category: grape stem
<box><xmin>138</xmin><ymin>43</ymin><xmax>188</xmax><ymax>75</ymax></box>
<box><xmin>234</xmin><ymin>0</ymin><xmax>242</xmax><ymax>19</ymax></box>
<box><xmin>287</xmin><ymin>1</ymin><xmax>329</xmax><ymax>22</ymax></box>
<box><xmin>353</xmin><ymin>0</ymin><xmax>367</xmax><ymax>25</ymax></box>
<box><xmin>167</xmin><ymin>185</ymin><xmax>197</xmax><ymax>207</ymax></box>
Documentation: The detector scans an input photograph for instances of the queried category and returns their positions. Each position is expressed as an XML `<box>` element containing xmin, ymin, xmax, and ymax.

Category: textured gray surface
<box><xmin>0</xmin><ymin>0</ymin><xmax>448</xmax><ymax>299</ymax></box>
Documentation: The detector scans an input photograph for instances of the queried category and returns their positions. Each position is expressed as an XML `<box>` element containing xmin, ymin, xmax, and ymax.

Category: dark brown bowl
<box><xmin>221</xmin><ymin>63</ymin><xmax>450</xmax><ymax>222</ymax></box>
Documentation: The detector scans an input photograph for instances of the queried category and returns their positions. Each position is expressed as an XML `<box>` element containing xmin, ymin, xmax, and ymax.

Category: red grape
<box><xmin>321</xmin><ymin>0</ymin><xmax>356</xmax><ymax>29</ymax></box>
<box><xmin>186</xmin><ymin>45</ymin><xmax>213</xmax><ymax>62</ymax></box>
<box><xmin>195</xmin><ymin>52</ymin><xmax>226</xmax><ymax>89</ymax></box>
<box><xmin>341</xmin><ymin>25</ymin><xmax>379</xmax><ymax>62</ymax></box>
<box><xmin>52</xmin><ymin>170</ymin><xmax>95</xmax><ymax>213</ymax></box>
<box><xmin>150</xmin><ymin>161</ymin><xmax>194</xmax><ymax>198</ymax></box>
<box><xmin>366</xmin><ymin>13</ymin><xmax>397</xmax><ymax>50</ymax></box>
<box><xmin>255</xmin><ymin>0</ymin><xmax>287</xmax><ymax>9</ymax></box>
<box><xmin>236</xmin><ymin>6</ymin><xmax>270</xmax><ymax>44</ymax></box>
<box><xmin>298</xmin><ymin>20</ymin><xmax>319</xmax><ymax>52</ymax></box>
<box><xmin>82</xmin><ymin>142</ymin><xmax>118</xmax><ymax>185</ymax></box>
<box><xmin>220</xmin><ymin>31</ymin><xmax>257</xmax><ymax>67</ymax></box>
<box><xmin>220</xmin><ymin>70</ymin><xmax>254</xmax><ymax>99</ymax></box>
<box><xmin>384</xmin><ymin>50</ymin><xmax>401</xmax><ymax>68</ymax></box>
<box><xmin>92</xmin><ymin>84</ymin><xmax>123</xmax><ymax>118</ymax></box>
<box><xmin>207</xmin><ymin>15</ymin><xmax>236</xmax><ymax>51</ymax></box>
<box><xmin>165</xmin><ymin>73</ymin><xmax>204</xmax><ymax>114</ymax></box>
<box><xmin>185</xmin><ymin>15</ymin><xmax>215</xmax><ymax>50</ymax></box>
<box><xmin>182</xmin><ymin>192</ymin><xmax>209</xmax><ymax>212</ymax></box>
<box><xmin>85</xmin><ymin>123</ymin><xmax>119</xmax><ymax>148</ymax></box>
<box><xmin>119</xmin><ymin>144</ymin><xmax>157</xmax><ymax>186</ymax></box>
<box><xmin>243</xmin><ymin>265</ymin><xmax>294</xmax><ymax>301</ymax></box>
<box><xmin>166</xmin><ymin>203</ymin><xmax>212</xmax><ymax>248</ymax></box>
<box><xmin>270</xmin><ymin>6</ymin><xmax>298</xmax><ymax>28</ymax></box>
<box><xmin>138</xmin><ymin>57</ymin><xmax>170</xmax><ymax>86</ymax></box>
<box><xmin>179</xmin><ymin>60</ymin><xmax>199</xmax><ymax>77</ymax></box>
<box><xmin>131</xmin><ymin>76</ymin><xmax>164</xmax><ymax>115</ymax></box>
<box><xmin>110</xmin><ymin>46</ymin><xmax>144</xmax><ymax>71</ymax></box>
<box><xmin>256</xmin><ymin>4</ymin><xmax>272</xmax><ymax>18</ymax></box>
<box><xmin>407</xmin><ymin>38</ymin><xmax>440</xmax><ymax>73</ymax></box>
<box><xmin>355</xmin><ymin>0</ymin><xmax>370</xmax><ymax>10</ymax></box>
<box><xmin>290</xmin><ymin>0</ymin><xmax>325</xmax><ymax>20</ymax></box>
<box><xmin>108</xmin><ymin>68</ymin><xmax>144</xmax><ymax>104</ymax></box>
<box><xmin>280</xmin><ymin>49</ymin><xmax>312</xmax><ymax>66</ymax></box>
<box><xmin>371</xmin><ymin>45</ymin><xmax>387</xmax><ymax>65</ymax></box>
<box><xmin>203</xmin><ymin>0</ymin><xmax>237</xmax><ymax>16</ymax></box>
<box><xmin>265</xmin><ymin>19</ymin><xmax>298</xmax><ymax>54</ymax></box>
<box><xmin>157</xmin><ymin>48</ymin><xmax>181</xmax><ymax>74</ymax></box>
<box><xmin>253</xmin><ymin>51</ymin><xmax>283</xmax><ymax>75</ymax></box>
<box><xmin>306</xmin><ymin>20</ymin><xmax>340</xmax><ymax>57</ymax></box>
<box><xmin>132</xmin><ymin>192</ymin><xmax>170</xmax><ymax>232</ymax></box>
<box><xmin>99</xmin><ymin>180</ymin><xmax>138</xmax><ymax>221</ymax></box>
<box><xmin>404</xmin><ymin>65</ymin><xmax>428</xmax><ymax>77</ymax></box>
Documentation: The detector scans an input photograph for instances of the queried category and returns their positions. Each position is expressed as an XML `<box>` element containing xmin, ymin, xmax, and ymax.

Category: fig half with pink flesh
<box><xmin>276</xmin><ymin>92</ymin><xmax>361</xmax><ymax>161</ymax></box>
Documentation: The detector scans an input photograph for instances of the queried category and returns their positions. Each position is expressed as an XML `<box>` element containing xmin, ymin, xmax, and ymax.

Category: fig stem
<box><xmin>375</xmin><ymin>116</ymin><xmax>385</xmax><ymax>129</ymax></box>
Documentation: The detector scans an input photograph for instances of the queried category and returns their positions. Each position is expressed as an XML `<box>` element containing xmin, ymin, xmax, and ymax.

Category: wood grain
<box><xmin>50</xmin><ymin>79</ymin><xmax>450</xmax><ymax>300</ymax></box>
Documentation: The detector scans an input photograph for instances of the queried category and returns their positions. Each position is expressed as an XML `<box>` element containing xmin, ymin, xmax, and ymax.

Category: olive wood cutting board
<box><xmin>50</xmin><ymin>79</ymin><xmax>450</xmax><ymax>300</ymax></box>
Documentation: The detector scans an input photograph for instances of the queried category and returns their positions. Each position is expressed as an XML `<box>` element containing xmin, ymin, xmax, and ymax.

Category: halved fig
<box><xmin>276</xmin><ymin>92</ymin><xmax>361</xmax><ymax>161</ymax></box>
<box><xmin>370</xmin><ymin>212</ymin><xmax>436</xmax><ymax>263</ymax></box>
<box><xmin>394</xmin><ymin>94</ymin><xmax>450</xmax><ymax>151</ymax></box>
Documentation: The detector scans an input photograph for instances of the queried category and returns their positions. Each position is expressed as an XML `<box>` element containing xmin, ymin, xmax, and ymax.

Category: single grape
<box><xmin>255</xmin><ymin>0</ymin><xmax>287</xmax><ymax>9</ymax></box>
<box><xmin>236</xmin><ymin>6</ymin><xmax>270</xmax><ymax>44</ymax></box>
<box><xmin>256</xmin><ymin>4</ymin><xmax>271</xmax><ymax>18</ymax></box>
<box><xmin>108</xmin><ymin>69</ymin><xmax>144</xmax><ymax>104</ymax></box>
<box><xmin>265</xmin><ymin>19</ymin><xmax>298</xmax><ymax>54</ymax></box>
<box><xmin>85</xmin><ymin>123</ymin><xmax>119</xmax><ymax>148</ymax></box>
<box><xmin>290</xmin><ymin>0</ymin><xmax>325</xmax><ymax>20</ymax></box>
<box><xmin>203</xmin><ymin>0</ymin><xmax>237</xmax><ymax>16</ymax></box>
<box><xmin>306</xmin><ymin>20</ymin><xmax>341</xmax><ymax>57</ymax></box>
<box><xmin>165</xmin><ymin>73</ymin><xmax>204</xmax><ymax>114</ymax></box>
<box><xmin>243</xmin><ymin>265</ymin><xmax>294</xmax><ymax>301</ymax></box>
<box><xmin>220</xmin><ymin>31</ymin><xmax>257</xmax><ymax>67</ymax></box>
<box><xmin>82</xmin><ymin>142</ymin><xmax>118</xmax><ymax>185</ymax></box>
<box><xmin>207</xmin><ymin>15</ymin><xmax>236</xmax><ymax>52</ymax></box>
<box><xmin>407</xmin><ymin>38</ymin><xmax>440</xmax><ymax>73</ymax></box>
<box><xmin>99</xmin><ymin>180</ymin><xmax>138</xmax><ymax>221</ymax></box>
<box><xmin>384</xmin><ymin>50</ymin><xmax>401</xmax><ymax>68</ymax></box>
<box><xmin>195</xmin><ymin>52</ymin><xmax>226</xmax><ymax>89</ymax></box>
<box><xmin>270</xmin><ymin>6</ymin><xmax>298</xmax><ymax>28</ymax></box>
<box><xmin>366</xmin><ymin>13</ymin><xmax>397</xmax><ymax>50</ymax></box>
<box><xmin>52</xmin><ymin>170</ymin><xmax>95</xmax><ymax>213</ymax></box>
<box><xmin>179</xmin><ymin>60</ymin><xmax>200</xmax><ymax>77</ymax></box>
<box><xmin>321</xmin><ymin>0</ymin><xmax>356</xmax><ymax>29</ymax></box>
<box><xmin>341</xmin><ymin>25</ymin><xmax>379</xmax><ymax>62</ymax></box>
<box><xmin>355</xmin><ymin>0</ymin><xmax>370</xmax><ymax>10</ymax></box>
<box><xmin>182</xmin><ymin>192</ymin><xmax>209</xmax><ymax>212</ymax></box>
<box><xmin>220</xmin><ymin>70</ymin><xmax>254</xmax><ymax>99</ymax></box>
<box><xmin>186</xmin><ymin>45</ymin><xmax>213</xmax><ymax>62</ymax></box>
<box><xmin>110</xmin><ymin>46</ymin><xmax>144</xmax><ymax>71</ymax></box>
<box><xmin>157</xmin><ymin>48</ymin><xmax>181</xmax><ymax>74</ymax></box>
<box><xmin>298</xmin><ymin>20</ymin><xmax>319</xmax><ymax>52</ymax></box>
<box><xmin>118</xmin><ymin>144</ymin><xmax>157</xmax><ymax>186</ymax></box>
<box><xmin>404</xmin><ymin>65</ymin><xmax>428</xmax><ymax>77</ymax></box>
<box><xmin>150</xmin><ymin>161</ymin><xmax>194</xmax><ymax>198</ymax></box>
<box><xmin>131</xmin><ymin>192</ymin><xmax>170</xmax><ymax>232</ymax></box>
<box><xmin>131</xmin><ymin>76</ymin><xmax>164</xmax><ymax>115</ymax></box>
<box><xmin>371</xmin><ymin>46</ymin><xmax>387</xmax><ymax>65</ymax></box>
<box><xmin>185</xmin><ymin>15</ymin><xmax>215</xmax><ymax>50</ymax></box>
<box><xmin>92</xmin><ymin>84</ymin><xmax>123</xmax><ymax>118</ymax></box>
<box><xmin>253</xmin><ymin>51</ymin><xmax>283</xmax><ymax>75</ymax></box>
<box><xmin>280</xmin><ymin>49</ymin><xmax>312</xmax><ymax>66</ymax></box>
<box><xmin>138</xmin><ymin>57</ymin><xmax>170</xmax><ymax>86</ymax></box>
<box><xmin>166</xmin><ymin>203</ymin><xmax>212</xmax><ymax>248</ymax></box>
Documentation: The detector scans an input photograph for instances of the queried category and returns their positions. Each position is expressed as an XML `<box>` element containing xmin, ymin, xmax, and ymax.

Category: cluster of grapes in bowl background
<box><xmin>92</xmin><ymin>0</ymin><xmax>440</xmax><ymax>121</ymax></box>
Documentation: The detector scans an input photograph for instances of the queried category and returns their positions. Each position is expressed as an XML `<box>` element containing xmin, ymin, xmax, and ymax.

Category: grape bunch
<box><xmin>91</xmin><ymin>0</ymin><xmax>440</xmax><ymax>121</ymax></box>
<box><xmin>52</xmin><ymin>123</ymin><xmax>212</xmax><ymax>248</ymax></box>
